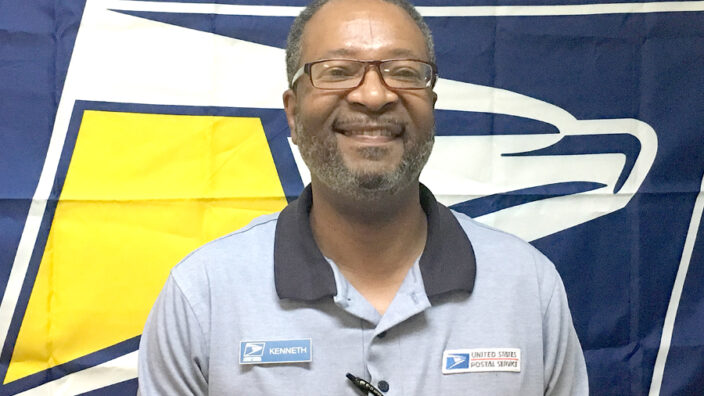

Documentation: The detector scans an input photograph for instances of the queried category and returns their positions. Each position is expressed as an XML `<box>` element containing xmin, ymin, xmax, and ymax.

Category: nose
<box><xmin>345</xmin><ymin>66</ymin><xmax>399</xmax><ymax>112</ymax></box>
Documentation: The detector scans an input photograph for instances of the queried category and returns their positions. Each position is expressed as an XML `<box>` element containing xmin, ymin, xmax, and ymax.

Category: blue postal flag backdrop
<box><xmin>1</xmin><ymin>0</ymin><xmax>703</xmax><ymax>394</ymax></box>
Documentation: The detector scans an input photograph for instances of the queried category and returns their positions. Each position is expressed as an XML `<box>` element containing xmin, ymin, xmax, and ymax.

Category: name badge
<box><xmin>239</xmin><ymin>339</ymin><xmax>312</xmax><ymax>365</ymax></box>
<box><xmin>442</xmin><ymin>348</ymin><xmax>521</xmax><ymax>374</ymax></box>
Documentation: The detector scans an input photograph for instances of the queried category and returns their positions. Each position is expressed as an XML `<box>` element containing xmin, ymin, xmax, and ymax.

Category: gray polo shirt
<box><xmin>138</xmin><ymin>185</ymin><xmax>588</xmax><ymax>395</ymax></box>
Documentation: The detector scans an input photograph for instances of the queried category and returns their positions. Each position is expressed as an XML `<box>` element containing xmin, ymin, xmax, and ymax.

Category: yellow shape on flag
<box><xmin>5</xmin><ymin>110</ymin><xmax>288</xmax><ymax>383</ymax></box>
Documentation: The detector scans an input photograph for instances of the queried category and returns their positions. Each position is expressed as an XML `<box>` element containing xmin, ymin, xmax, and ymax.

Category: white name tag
<box><xmin>442</xmin><ymin>348</ymin><xmax>521</xmax><ymax>374</ymax></box>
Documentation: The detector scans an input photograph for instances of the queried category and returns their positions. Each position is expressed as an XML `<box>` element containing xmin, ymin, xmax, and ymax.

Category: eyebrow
<box><xmin>320</xmin><ymin>47</ymin><xmax>424</xmax><ymax>59</ymax></box>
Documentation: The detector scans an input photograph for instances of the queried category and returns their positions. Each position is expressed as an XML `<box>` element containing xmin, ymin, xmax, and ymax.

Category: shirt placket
<box><xmin>364</xmin><ymin>287</ymin><xmax>430</xmax><ymax>396</ymax></box>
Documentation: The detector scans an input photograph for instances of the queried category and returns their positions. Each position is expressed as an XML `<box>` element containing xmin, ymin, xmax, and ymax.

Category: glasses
<box><xmin>290</xmin><ymin>59</ymin><xmax>437</xmax><ymax>90</ymax></box>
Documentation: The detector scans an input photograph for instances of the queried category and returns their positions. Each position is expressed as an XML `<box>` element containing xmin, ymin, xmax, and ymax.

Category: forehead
<box><xmin>301</xmin><ymin>0</ymin><xmax>428</xmax><ymax>62</ymax></box>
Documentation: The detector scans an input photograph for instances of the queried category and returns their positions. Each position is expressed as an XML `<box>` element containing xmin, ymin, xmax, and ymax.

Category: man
<box><xmin>138</xmin><ymin>0</ymin><xmax>589</xmax><ymax>394</ymax></box>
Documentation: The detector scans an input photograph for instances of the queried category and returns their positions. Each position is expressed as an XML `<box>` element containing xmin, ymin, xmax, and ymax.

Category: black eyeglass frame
<box><xmin>290</xmin><ymin>58</ymin><xmax>439</xmax><ymax>90</ymax></box>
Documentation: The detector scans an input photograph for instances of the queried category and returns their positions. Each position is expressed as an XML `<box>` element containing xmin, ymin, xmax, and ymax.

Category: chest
<box><xmin>205</xmin><ymin>295</ymin><xmax>545</xmax><ymax>396</ymax></box>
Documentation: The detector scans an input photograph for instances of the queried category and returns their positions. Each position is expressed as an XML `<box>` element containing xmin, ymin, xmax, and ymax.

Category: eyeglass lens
<box><xmin>310</xmin><ymin>60</ymin><xmax>432</xmax><ymax>89</ymax></box>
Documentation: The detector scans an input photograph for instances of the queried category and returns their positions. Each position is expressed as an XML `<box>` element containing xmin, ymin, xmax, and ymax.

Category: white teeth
<box><xmin>335</xmin><ymin>122</ymin><xmax>403</xmax><ymax>137</ymax></box>
<box><xmin>344</xmin><ymin>129</ymin><xmax>393</xmax><ymax>137</ymax></box>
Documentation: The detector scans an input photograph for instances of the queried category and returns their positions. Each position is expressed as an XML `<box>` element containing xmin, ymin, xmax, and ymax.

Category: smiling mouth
<box><xmin>333</xmin><ymin>120</ymin><xmax>404</xmax><ymax>140</ymax></box>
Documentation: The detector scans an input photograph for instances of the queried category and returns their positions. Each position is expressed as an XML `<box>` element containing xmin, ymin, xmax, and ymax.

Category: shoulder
<box><xmin>450</xmin><ymin>209</ymin><xmax>560</xmax><ymax>307</ymax></box>
<box><xmin>452</xmin><ymin>210</ymin><xmax>542</xmax><ymax>255</ymax></box>
<box><xmin>167</xmin><ymin>212</ymin><xmax>281</xmax><ymax>305</ymax></box>
<box><xmin>175</xmin><ymin>212</ymin><xmax>278</xmax><ymax>269</ymax></box>
<box><xmin>452</xmin><ymin>209</ymin><xmax>555</xmax><ymax>267</ymax></box>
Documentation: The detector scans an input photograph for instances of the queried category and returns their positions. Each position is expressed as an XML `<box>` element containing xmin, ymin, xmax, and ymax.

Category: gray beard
<box><xmin>294</xmin><ymin>118</ymin><xmax>434</xmax><ymax>201</ymax></box>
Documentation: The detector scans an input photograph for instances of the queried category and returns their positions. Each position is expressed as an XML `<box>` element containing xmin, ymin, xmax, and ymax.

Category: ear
<box><xmin>431</xmin><ymin>90</ymin><xmax>438</xmax><ymax>107</ymax></box>
<box><xmin>283</xmin><ymin>88</ymin><xmax>298</xmax><ymax>144</ymax></box>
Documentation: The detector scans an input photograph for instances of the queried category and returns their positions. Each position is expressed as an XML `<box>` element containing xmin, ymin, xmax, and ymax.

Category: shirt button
<box><xmin>377</xmin><ymin>331</ymin><xmax>387</xmax><ymax>339</ymax></box>
<box><xmin>378</xmin><ymin>380</ymin><xmax>390</xmax><ymax>392</ymax></box>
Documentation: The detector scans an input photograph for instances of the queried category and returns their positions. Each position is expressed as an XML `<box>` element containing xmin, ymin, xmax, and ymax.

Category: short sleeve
<box><xmin>138</xmin><ymin>274</ymin><xmax>208</xmax><ymax>395</ymax></box>
<box><xmin>540</xmin><ymin>259</ymin><xmax>589</xmax><ymax>396</ymax></box>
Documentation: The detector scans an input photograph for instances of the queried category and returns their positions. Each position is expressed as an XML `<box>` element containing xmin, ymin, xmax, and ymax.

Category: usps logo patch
<box><xmin>442</xmin><ymin>348</ymin><xmax>521</xmax><ymax>374</ymax></box>
<box><xmin>445</xmin><ymin>353</ymin><xmax>471</xmax><ymax>370</ymax></box>
<box><xmin>242</xmin><ymin>343</ymin><xmax>266</xmax><ymax>361</ymax></box>
<box><xmin>239</xmin><ymin>339</ymin><xmax>312</xmax><ymax>365</ymax></box>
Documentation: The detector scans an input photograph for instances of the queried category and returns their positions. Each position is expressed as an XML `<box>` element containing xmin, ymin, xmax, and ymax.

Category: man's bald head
<box><xmin>285</xmin><ymin>0</ymin><xmax>435</xmax><ymax>87</ymax></box>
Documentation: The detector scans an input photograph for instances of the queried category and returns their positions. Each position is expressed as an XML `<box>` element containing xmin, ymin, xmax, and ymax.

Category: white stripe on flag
<box><xmin>15</xmin><ymin>352</ymin><xmax>137</xmax><ymax>396</ymax></box>
<box><xmin>105</xmin><ymin>0</ymin><xmax>704</xmax><ymax>16</ymax></box>
<box><xmin>649</xmin><ymin>173</ymin><xmax>704</xmax><ymax>395</ymax></box>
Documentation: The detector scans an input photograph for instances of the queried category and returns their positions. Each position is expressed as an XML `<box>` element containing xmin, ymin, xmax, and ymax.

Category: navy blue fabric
<box><xmin>78</xmin><ymin>379</ymin><xmax>138</xmax><ymax>396</ymax></box>
<box><xmin>504</xmin><ymin>134</ymin><xmax>641</xmax><ymax>193</ymax></box>
<box><xmin>0</xmin><ymin>335</ymin><xmax>140</xmax><ymax>395</ymax></box>
<box><xmin>660</xmin><ymin>218</ymin><xmax>704</xmax><ymax>396</ymax></box>
<box><xmin>0</xmin><ymin>0</ymin><xmax>85</xmax><ymax>299</ymax></box>
<box><xmin>452</xmin><ymin>182</ymin><xmax>606</xmax><ymax>218</ymax></box>
<box><xmin>0</xmin><ymin>0</ymin><xmax>88</xmax><ymax>317</ymax></box>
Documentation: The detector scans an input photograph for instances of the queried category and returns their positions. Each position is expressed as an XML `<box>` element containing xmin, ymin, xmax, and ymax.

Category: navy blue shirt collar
<box><xmin>274</xmin><ymin>184</ymin><xmax>476</xmax><ymax>301</ymax></box>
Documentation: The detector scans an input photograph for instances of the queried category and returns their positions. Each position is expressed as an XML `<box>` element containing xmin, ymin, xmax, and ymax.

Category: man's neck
<box><xmin>308</xmin><ymin>180</ymin><xmax>428</xmax><ymax>315</ymax></box>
